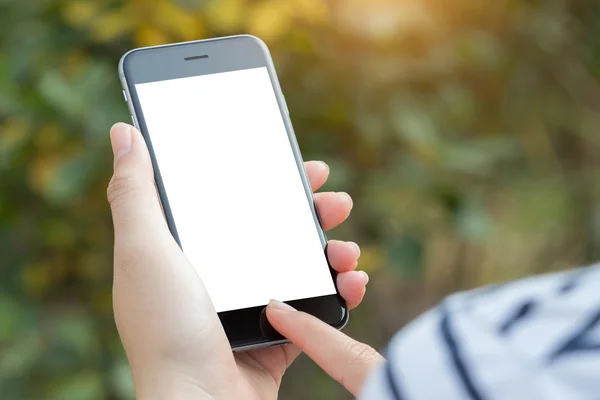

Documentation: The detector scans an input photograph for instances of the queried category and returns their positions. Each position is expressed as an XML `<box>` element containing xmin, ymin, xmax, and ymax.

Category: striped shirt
<box><xmin>359</xmin><ymin>264</ymin><xmax>600</xmax><ymax>399</ymax></box>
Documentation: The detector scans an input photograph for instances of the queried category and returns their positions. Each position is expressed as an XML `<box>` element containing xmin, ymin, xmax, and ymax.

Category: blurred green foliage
<box><xmin>1</xmin><ymin>0</ymin><xmax>600</xmax><ymax>398</ymax></box>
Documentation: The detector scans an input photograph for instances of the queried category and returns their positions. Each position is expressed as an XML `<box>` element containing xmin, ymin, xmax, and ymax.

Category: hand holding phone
<box><xmin>107</xmin><ymin>123</ymin><xmax>368</xmax><ymax>398</ymax></box>
<box><xmin>119</xmin><ymin>35</ymin><xmax>358</xmax><ymax>350</ymax></box>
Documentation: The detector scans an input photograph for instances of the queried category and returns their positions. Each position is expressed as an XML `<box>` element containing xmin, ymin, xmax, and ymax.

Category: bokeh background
<box><xmin>2</xmin><ymin>0</ymin><xmax>600</xmax><ymax>398</ymax></box>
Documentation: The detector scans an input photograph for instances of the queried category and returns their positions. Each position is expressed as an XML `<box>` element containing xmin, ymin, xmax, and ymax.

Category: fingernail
<box><xmin>359</xmin><ymin>271</ymin><xmax>369</xmax><ymax>284</ymax></box>
<box><xmin>349</xmin><ymin>241</ymin><xmax>361</xmax><ymax>257</ymax></box>
<box><xmin>110</xmin><ymin>123</ymin><xmax>132</xmax><ymax>162</ymax></box>
<box><xmin>269</xmin><ymin>299</ymin><xmax>296</xmax><ymax>312</ymax></box>
<box><xmin>339</xmin><ymin>192</ymin><xmax>353</xmax><ymax>207</ymax></box>
<box><xmin>317</xmin><ymin>161</ymin><xmax>329</xmax><ymax>172</ymax></box>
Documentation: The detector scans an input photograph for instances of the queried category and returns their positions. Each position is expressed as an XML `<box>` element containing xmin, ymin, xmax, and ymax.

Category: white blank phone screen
<box><xmin>135</xmin><ymin>67</ymin><xmax>337</xmax><ymax>312</ymax></box>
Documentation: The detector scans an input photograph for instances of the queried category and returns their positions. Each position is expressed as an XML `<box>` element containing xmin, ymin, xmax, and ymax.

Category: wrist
<box><xmin>133</xmin><ymin>368</ymin><xmax>218</xmax><ymax>400</ymax></box>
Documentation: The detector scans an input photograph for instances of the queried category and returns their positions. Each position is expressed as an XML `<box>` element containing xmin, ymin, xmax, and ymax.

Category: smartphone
<box><xmin>118</xmin><ymin>35</ymin><xmax>348</xmax><ymax>350</ymax></box>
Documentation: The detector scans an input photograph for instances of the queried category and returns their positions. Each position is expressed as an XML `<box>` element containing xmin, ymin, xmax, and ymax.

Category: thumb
<box><xmin>266</xmin><ymin>300</ymin><xmax>384</xmax><ymax>396</ymax></box>
<box><xmin>107</xmin><ymin>123</ymin><xmax>169</xmax><ymax>241</ymax></box>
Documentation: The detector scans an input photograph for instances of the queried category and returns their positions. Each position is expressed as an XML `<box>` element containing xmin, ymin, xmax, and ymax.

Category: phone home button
<box><xmin>259</xmin><ymin>306</ymin><xmax>281</xmax><ymax>340</ymax></box>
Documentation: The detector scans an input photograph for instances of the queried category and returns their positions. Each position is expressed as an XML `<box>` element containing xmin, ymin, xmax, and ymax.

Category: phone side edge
<box><xmin>257</xmin><ymin>39</ymin><xmax>350</xmax><ymax>329</ymax></box>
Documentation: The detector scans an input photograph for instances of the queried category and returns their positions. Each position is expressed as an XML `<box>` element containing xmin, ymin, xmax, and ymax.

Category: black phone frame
<box><xmin>118</xmin><ymin>35</ymin><xmax>348</xmax><ymax>350</ymax></box>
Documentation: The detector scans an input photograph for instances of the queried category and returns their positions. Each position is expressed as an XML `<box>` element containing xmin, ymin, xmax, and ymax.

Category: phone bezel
<box><xmin>118</xmin><ymin>35</ymin><xmax>349</xmax><ymax>351</ymax></box>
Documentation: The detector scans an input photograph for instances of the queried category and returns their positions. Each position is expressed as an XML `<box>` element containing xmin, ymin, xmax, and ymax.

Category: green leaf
<box><xmin>441</xmin><ymin>137</ymin><xmax>519</xmax><ymax>174</ymax></box>
<box><xmin>0</xmin><ymin>331</ymin><xmax>41</xmax><ymax>378</ymax></box>
<box><xmin>387</xmin><ymin>234</ymin><xmax>423</xmax><ymax>278</ymax></box>
<box><xmin>111</xmin><ymin>360</ymin><xmax>135</xmax><ymax>399</ymax></box>
<box><xmin>48</xmin><ymin>371</ymin><xmax>103</xmax><ymax>400</ymax></box>
<box><xmin>38</xmin><ymin>71</ymin><xmax>87</xmax><ymax>121</ymax></box>
<box><xmin>53</xmin><ymin>313</ymin><xmax>98</xmax><ymax>361</ymax></box>
<box><xmin>45</xmin><ymin>153</ymin><xmax>95</xmax><ymax>204</ymax></box>
<box><xmin>0</xmin><ymin>294</ymin><xmax>24</xmax><ymax>341</ymax></box>
<box><xmin>588</xmin><ymin>11</ymin><xmax>600</xmax><ymax>78</ymax></box>
<box><xmin>392</xmin><ymin>103</ymin><xmax>440</xmax><ymax>147</ymax></box>
<box><xmin>454</xmin><ymin>198</ymin><xmax>492</xmax><ymax>241</ymax></box>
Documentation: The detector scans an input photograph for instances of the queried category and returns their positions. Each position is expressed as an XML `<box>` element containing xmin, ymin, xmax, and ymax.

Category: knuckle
<box><xmin>346</xmin><ymin>340</ymin><xmax>379</xmax><ymax>366</ymax></box>
<box><xmin>340</xmin><ymin>339</ymin><xmax>380</xmax><ymax>387</ymax></box>
<box><xmin>106</xmin><ymin>174</ymin><xmax>151</xmax><ymax>207</ymax></box>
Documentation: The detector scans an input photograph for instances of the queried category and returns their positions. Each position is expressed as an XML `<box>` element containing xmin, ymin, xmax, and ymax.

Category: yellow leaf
<box><xmin>413</xmin><ymin>143</ymin><xmax>439</xmax><ymax>166</ymax></box>
<box><xmin>291</xmin><ymin>0</ymin><xmax>329</xmax><ymax>24</ymax></box>
<box><xmin>78</xmin><ymin>252</ymin><xmax>109</xmax><ymax>280</ymax></box>
<box><xmin>323</xmin><ymin>100</ymin><xmax>348</xmax><ymax>125</ymax></box>
<box><xmin>357</xmin><ymin>245</ymin><xmax>383</xmax><ymax>272</ymax></box>
<box><xmin>22</xmin><ymin>262</ymin><xmax>53</xmax><ymax>297</ymax></box>
<box><xmin>153</xmin><ymin>2</ymin><xmax>204</xmax><ymax>41</ymax></box>
<box><xmin>27</xmin><ymin>155</ymin><xmax>60</xmax><ymax>195</ymax></box>
<box><xmin>62</xmin><ymin>0</ymin><xmax>100</xmax><ymax>29</ymax></box>
<box><xmin>61</xmin><ymin>142</ymin><xmax>85</xmax><ymax>157</ymax></box>
<box><xmin>205</xmin><ymin>0</ymin><xmax>245</xmax><ymax>32</ymax></box>
<box><xmin>289</xmin><ymin>30</ymin><xmax>313</xmax><ymax>52</ymax></box>
<box><xmin>135</xmin><ymin>24</ymin><xmax>169</xmax><ymax>47</ymax></box>
<box><xmin>61</xmin><ymin>50</ymin><xmax>90</xmax><ymax>78</ymax></box>
<box><xmin>45</xmin><ymin>220</ymin><xmax>77</xmax><ymax>248</ymax></box>
<box><xmin>0</xmin><ymin>118</ymin><xmax>30</xmax><ymax>148</ymax></box>
<box><xmin>84</xmin><ymin>223</ymin><xmax>110</xmax><ymax>246</ymax></box>
<box><xmin>92</xmin><ymin>290</ymin><xmax>113</xmax><ymax>314</ymax></box>
<box><xmin>90</xmin><ymin>9</ymin><xmax>136</xmax><ymax>43</ymax></box>
<box><xmin>247</xmin><ymin>0</ymin><xmax>292</xmax><ymax>42</ymax></box>
<box><xmin>34</xmin><ymin>123</ymin><xmax>63</xmax><ymax>150</ymax></box>
<box><xmin>0</xmin><ymin>119</ymin><xmax>30</xmax><ymax>169</ymax></box>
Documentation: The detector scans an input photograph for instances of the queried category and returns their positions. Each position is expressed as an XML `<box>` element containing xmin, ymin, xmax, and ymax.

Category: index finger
<box><xmin>266</xmin><ymin>301</ymin><xmax>384</xmax><ymax>396</ymax></box>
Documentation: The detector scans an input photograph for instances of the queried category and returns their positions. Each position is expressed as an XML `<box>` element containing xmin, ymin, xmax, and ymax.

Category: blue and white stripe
<box><xmin>360</xmin><ymin>265</ymin><xmax>600</xmax><ymax>399</ymax></box>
